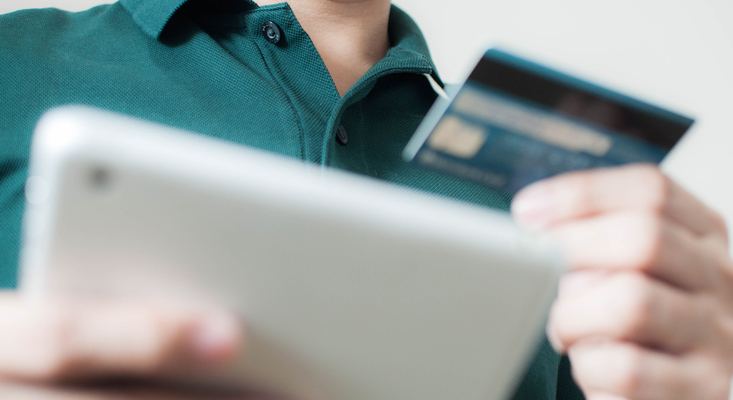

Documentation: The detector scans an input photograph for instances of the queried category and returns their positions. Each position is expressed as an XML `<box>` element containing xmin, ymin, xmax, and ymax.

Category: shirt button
<box><xmin>262</xmin><ymin>21</ymin><xmax>282</xmax><ymax>44</ymax></box>
<box><xmin>336</xmin><ymin>125</ymin><xmax>349</xmax><ymax>146</ymax></box>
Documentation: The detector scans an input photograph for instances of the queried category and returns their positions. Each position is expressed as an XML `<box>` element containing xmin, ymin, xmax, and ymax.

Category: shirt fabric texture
<box><xmin>0</xmin><ymin>1</ymin><xmax>584</xmax><ymax>399</ymax></box>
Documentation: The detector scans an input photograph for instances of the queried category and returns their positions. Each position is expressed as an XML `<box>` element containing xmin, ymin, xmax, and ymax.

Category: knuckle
<box><xmin>548</xmin><ymin>170</ymin><xmax>594</xmax><ymax>211</ymax></box>
<box><xmin>548</xmin><ymin>302</ymin><xmax>571</xmax><ymax>345</ymax></box>
<box><xmin>638</xmin><ymin>166</ymin><xmax>671</xmax><ymax>212</ymax></box>
<box><xmin>630</xmin><ymin>213</ymin><xmax>665</xmax><ymax>272</ymax></box>
<box><xmin>697</xmin><ymin>294</ymin><xmax>725</xmax><ymax>338</ymax></box>
<box><xmin>568</xmin><ymin>343</ymin><xmax>646</xmax><ymax>398</ymax></box>
<box><xmin>614</xmin><ymin>346</ymin><xmax>646</xmax><ymax>398</ymax></box>
<box><xmin>696</xmin><ymin>294</ymin><xmax>717</xmax><ymax>320</ymax></box>
<box><xmin>617</xmin><ymin>274</ymin><xmax>654</xmax><ymax>339</ymax></box>
<box><xmin>711</xmin><ymin>211</ymin><xmax>729</xmax><ymax>241</ymax></box>
<box><xmin>570</xmin><ymin>173</ymin><xmax>594</xmax><ymax>209</ymax></box>
<box><xmin>136</xmin><ymin>318</ymin><xmax>176</xmax><ymax>372</ymax></box>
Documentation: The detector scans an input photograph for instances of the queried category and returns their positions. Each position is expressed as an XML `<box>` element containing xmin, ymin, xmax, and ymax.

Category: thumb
<box><xmin>0</xmin><ymin>293</ymin><xmax>243</xmax><ymax>382</ymax></box>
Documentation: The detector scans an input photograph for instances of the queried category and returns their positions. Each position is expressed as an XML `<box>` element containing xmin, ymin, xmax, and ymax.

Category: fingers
<box><xmin>569</xmin><ymin>341</ymin><xmax>683</xmax><ymax>400</ymax></box>
<box><xmin>548</xmin><ymin>272</ymin><xmax>705</xmax><ymax>353</ymax></box>
<box><xmin>512</xmin><ymin>164</ymin><xmax>728</xmax><ymax>242</ymax></box>
<box><xmin>511</xmin><ymin>165</ymin><xmax>733</xmax><ymax>400</ymax></box>
<box><xmin>0</xmin><ymin>293</ymin><xmax>243</xmax><ymax>382</ymax></box>
<box><xmin>568</xmin><ymin>341</ymin><xmax>727</xmax><ymax>400</ymax></box>
<box><xmin>549</xmin><ymin>210</ymin><xmax>722</xmax><ymax>291</ymax></box>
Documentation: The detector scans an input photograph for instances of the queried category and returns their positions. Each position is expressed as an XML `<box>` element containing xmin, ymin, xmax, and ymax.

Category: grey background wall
<box><xmin>3</xmin><ymin>0</ymin><xmax>733</xmax><ymax>248</ymax></box>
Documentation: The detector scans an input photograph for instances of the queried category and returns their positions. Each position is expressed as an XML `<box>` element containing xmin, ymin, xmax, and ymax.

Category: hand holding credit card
<box><xmin>404</xmin><ymin>48</ymin><xmax>694</xmax><ymax>194</ymax></box>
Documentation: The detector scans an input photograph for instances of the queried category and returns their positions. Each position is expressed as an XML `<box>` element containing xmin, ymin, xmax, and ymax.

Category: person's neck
<box><xmin>256</xmin><ymin>0</ymin><xmax>392</xmax><ymax>97</ymax></box>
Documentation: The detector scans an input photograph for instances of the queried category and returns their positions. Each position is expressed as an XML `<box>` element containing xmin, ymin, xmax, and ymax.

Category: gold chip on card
<box><xmin>427</xmin><ymin>116</ymin><xmax>487</xmax><ymax>159</ymax></box>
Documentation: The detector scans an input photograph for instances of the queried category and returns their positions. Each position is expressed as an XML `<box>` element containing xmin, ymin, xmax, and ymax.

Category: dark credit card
<box><xmin>404</xmin><ymin>49</ymin><xmax>694</xmax><ymax>194</ymax></box>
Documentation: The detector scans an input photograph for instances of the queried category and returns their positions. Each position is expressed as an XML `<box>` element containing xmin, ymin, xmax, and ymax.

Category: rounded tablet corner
<box><xmin>33</xmin><ymin>105</ymin><xmax>100</xmax><ymax>156</ymax></box>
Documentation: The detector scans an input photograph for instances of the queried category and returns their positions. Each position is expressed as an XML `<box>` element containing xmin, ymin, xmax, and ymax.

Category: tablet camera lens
<box><xmin>89</xmin><ymin>167</ymin><xmax>112</xmax><ymax>190</ymax></box>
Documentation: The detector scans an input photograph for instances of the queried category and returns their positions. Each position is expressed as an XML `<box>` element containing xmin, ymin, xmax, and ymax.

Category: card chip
<box><xmin>427</xmin><ymin>116</ymin><xmax>487</xmax><ymax>159</ymax></box>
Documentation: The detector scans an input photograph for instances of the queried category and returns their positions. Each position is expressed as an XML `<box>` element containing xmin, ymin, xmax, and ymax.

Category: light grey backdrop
<box><xmin>3</xmin><ymin>0</ymin><xmax>733</xmax><ymax>248</ymax></box>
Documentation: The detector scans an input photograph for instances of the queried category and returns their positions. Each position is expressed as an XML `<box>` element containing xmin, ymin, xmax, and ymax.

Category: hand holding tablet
<box><xmin>19</xmin><ymin>106</ymin><xmax>563</xmax><ymax>400</ymax></box>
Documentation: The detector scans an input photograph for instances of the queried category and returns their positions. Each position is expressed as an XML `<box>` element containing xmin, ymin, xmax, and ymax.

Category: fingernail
<box><xmin>511</xmin><ymin>184</ymin><xmax>553</xmax><ymax>231</ymax></box>
<box><xmin>191</xmin><ymin>314</ymin><xmax>241</xmax><ymax>363</ymax></box>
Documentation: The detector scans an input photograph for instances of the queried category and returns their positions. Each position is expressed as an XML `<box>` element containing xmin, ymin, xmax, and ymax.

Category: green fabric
<box><xmin>557</xmin><ymin>355</ymin><xmax>587</xmax><ymax>400</ymax></box>
<box><xmin>0</xmin><ymin>1</ymin><xmax>582</xmax><ymax>399</ymax></box>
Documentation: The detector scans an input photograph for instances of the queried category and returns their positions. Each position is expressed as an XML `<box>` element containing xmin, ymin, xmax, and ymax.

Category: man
<box><xmin>1</xmin><ymin>0</ymin><xmax>732</xmax><ymax>399</ymax></box>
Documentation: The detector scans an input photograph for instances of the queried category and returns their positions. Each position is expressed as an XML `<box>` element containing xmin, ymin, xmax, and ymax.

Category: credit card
<box><xmin>404</xmin><ymin>49</ymin><xmax>695</xmax><ymax>194</ymax></box>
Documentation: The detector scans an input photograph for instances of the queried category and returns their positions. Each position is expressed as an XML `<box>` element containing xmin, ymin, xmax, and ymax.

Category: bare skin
<box><xmin>256</xmin><ymin>0</ymin><xmax>391</xmax><ymax>97</ymax></box>
<box><xmin>513</xmin><ymin>165</ymin><xmax>733</xmax><ymax>400</ymax></box>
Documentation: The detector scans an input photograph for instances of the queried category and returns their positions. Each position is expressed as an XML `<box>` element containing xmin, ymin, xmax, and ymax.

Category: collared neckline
<box><xmin>119</xmin><ymin>0</ymin><xmax>440</xmax><ymax>82</ymax></box>
<box><xmin>119</xmin><ymin>0</ymin><xmax>259</xmax><ymax>39</ymax></box>
<box><xmin>385</xmin><ymin>5</ymin><xmax>442</xmax><ymax>85</ymax></box>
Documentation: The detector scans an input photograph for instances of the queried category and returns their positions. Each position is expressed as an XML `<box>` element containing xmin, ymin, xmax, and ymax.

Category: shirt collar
<box><xmin>387</xmin><ymin>5</ymin><xmax>442</xmax><ymax>85</ymax></box>
<box><xmin>119</xmin><ymin>0</ymin><xmax>258</xmax><ymax>39</ymax></box>
<box><xmin>119</xmin><ymin>0</ymin><xmax>440</xmax><ymax>82</ymax></box>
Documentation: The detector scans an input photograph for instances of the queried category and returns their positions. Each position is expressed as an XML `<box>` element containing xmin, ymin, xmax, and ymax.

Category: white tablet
<box><xmin>20</xmin><ymin>106</ymin><xmax>564</xmax><ymax>400</ymax></box>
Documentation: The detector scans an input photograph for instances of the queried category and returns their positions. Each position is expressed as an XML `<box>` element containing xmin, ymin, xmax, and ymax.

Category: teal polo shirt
<box><xmin>0</xmin><ymin>1</ymin><xmax>584</xmax><ymax>399</ymax></box>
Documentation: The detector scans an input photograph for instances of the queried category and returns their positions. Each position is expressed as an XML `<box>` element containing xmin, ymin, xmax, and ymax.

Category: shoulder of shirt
<box><xmin>0</xmin><ymin>5</ymin><xmax>115</xmax><ymax>40</ymax></box>
<box><xmin>0</xmin><ymin>4</ymin><xmax>138</xmax><ymax>128</ymax></box>
<box><xmin>0</xmin><ymin>4</ymin><xmax>133</xmax><ymax>62</ymax></box>
<box><xmin>0</xmin><ymin>2</ymin><xmax>152</xmax><ymax>97</ymax></box>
